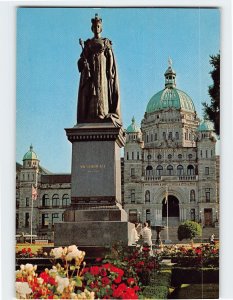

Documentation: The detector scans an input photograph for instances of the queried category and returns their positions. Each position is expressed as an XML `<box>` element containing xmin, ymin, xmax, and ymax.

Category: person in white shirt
<box><xmin>141</xmin><ymin>222</ymin><xmax>152</xmax><ymax>248</ymax></box>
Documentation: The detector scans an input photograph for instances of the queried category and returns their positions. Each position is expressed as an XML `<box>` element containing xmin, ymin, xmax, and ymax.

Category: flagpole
<box><xmin>166</xmin><ymin>185</ymin><xmax>169</xmax><ymax>241</ymax></box>
<box><xmin>30</xmin><ymin>185</ymin><xmax>33</xmax><ymax>244</ymax></box>
<box><xmin>30</xmin><ymin>168</ymin><xmax>38</xmax><ymax>244</ymax></box>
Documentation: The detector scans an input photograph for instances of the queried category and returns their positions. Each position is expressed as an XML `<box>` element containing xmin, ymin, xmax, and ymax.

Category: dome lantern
<box><xmin>164</xmin><ymin>57</ymin><xmax>176</xmax><ymax>88</ymax></box>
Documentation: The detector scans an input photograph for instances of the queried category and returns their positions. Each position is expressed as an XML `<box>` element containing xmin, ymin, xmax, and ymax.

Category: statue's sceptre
<box><xmin>79</xmin><ymin>38</ymin><xmax>91</xmax><ymax>78</ymax></box>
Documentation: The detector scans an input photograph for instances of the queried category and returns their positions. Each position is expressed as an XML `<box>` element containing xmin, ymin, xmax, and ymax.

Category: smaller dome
<box><xmin>23</xmin><ymin>145</ymin><xmax>38</xmax><ymax>161</ymax></box>
<box><xmin>198</xmin><ymin>120</ymin><xmax>214</xmax><ymax>132</ymax></box>
<box><xmin>126</xmin><ymin>117</ymin><xmax>140</xmax><ymax>133</ymax></box>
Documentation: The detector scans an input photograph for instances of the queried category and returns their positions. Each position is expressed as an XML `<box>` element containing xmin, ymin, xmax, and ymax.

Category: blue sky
<box><xmin>16</xmin><ymin>7</ymin><xmax>220</xmax><ymax>173</ymax></box>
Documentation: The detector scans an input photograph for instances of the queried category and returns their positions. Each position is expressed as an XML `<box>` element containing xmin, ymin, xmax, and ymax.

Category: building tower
<box><xmin>16</xmin><ymin>145</ymin><xmax>39</xmax><ymax>236</ymax></box>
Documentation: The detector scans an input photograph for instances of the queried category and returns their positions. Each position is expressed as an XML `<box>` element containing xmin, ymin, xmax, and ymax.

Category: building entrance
<box><xmin>162</xmin><ymin>195</ymin><xmax>179</xmax><ymax>217</ymax></box>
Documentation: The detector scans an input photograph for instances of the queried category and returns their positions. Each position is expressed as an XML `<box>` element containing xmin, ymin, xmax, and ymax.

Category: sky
<box><xmin>16</xmin><ymin>7</ymin><xmax>220</xmax><ymax>173</ymax></box>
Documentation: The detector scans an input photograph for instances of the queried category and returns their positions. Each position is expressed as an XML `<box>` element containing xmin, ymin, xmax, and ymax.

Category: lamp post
<box><xmin>199</xmin><ymin>210</ymin><xmax>202</xmax><ymax>224</ymax></box>
<box><xmin>215</xmin><ymin>210</ymin><xmax>218</xmax><ymax>222</ymax></box>
<box><xmin>138</xmin><ymin>212</ymin><xmax>141</xmax><ymax>224</ymax></box>
<box><xmin>165</xmin><ymin>185</ymin><xmax>171</xmax><ymax>243</ymax></box>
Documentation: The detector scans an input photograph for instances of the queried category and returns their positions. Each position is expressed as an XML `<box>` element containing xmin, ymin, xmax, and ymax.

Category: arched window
<box><xmin>52</xmin><ymin>194</ymin><xmax>59</xmax><ymax>207</ymax></box>
<box><xmin>178</xmin><ymin>154</ymin><xmax>182</xmax><ymax>160</ymax></box>
<box><xmin>190</xmin><ymin>190</ymin><xmax>195</xmax><ymax>202</ymax></box>
<box><xmin>145</xmin><ymin>190</ymin><xmax>150</xmax><ymax>203</ymax></box>
<box><xmin>156</xmin><ymin>165</ymin><xmax>163</xmax><ymax>176</ymax></box>
<box><xmin>175</xmin><ymin>132</ymin><xmax>179</xmax><ymax>140</ymax></box>
<box><xmin>168</xmin><ymin>154</ymin><xmax>172</xmax><ymax>160</ymax></box>
<box><xmin>146</xmin><ymin>166</ymin><xmax>153</xmax><ymax>177</ymax></box>
<box><xmin>42</xmin><ymin>194</ymin><xmax>49</xmax><ymax>207</ymax></box>
<box><xmin>62</xmin><ymin>194</ymin><xmax>69</xmax><ymax>207</ymax></box>
<box><xmin>177</xmin><ymin>165</ymin><xmax>184</xmax><ymax>176</ymax></box>
<box><xmin>157</xmin><ymin>154</ymin><xmax>162</xmax><ymax>160</ymax></box>
<box><xmin>190</xmin><ymin>208</ymin><xmax>195</xmax><ymax>221</ymax></box>
<box><xmin>167</xmin><ymin>165</ymin><xmax>173</xmax><ymax>176</ymax></box>
<box><xmin>188</xmin><ymin>154</ymin><xmax>193</xmax><ymax>160</ymax></box>
<box><xmin>187</xmin><ymin>165</ymin><xmax>194</xmax><ymax>175</ymax></box>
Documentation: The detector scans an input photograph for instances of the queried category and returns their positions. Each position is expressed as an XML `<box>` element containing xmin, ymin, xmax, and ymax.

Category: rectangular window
<box><xmin>206</xmin><ymin>192</ymin><xmax>210</xmax><ymax>202</ymax></box>
<box><xmin>127</xmin><ymin>152</ymin><xmax>129</xmax><ymax>160</ymax></box>
<box><xmin>42</xmin><ymin>213</ymin><xmax>49</xmax><ymax>227</ymax></box>
<box><xmin>206</xmin><ymin>150</ymin><xmax>208</xmax><ymax>158</ymax></box>
<box><xmin>25</xmin><ymin>212</ymin><xmax>30</xmax><ymax>227</ymax></box>
<box><xmin>151</xmin><ymin>134</ymin><xmax>153</xmax><ymax>142</ymax></box>
<box><xmin>175</xmin><ymin>132</ymin><xmax>179</xmax><ymax>140</ymax></box>
<box><xmin>146</xmin><ymin>135</ymin><xmax>149</xmax><ymax>142</ymax></box>
<box><xmin>132</xmin><ymin>152</ymin><xmax>134</xmax><ymax>160</ymax></box>
<box><xmin>16</xmin><ymin>213</ymin><xmax>19</xmax><ymax>229</ymax></box>
<box><xmin>168</xmin><ymin>132</ymin><xmax>172</xmax><ymax>140</ymax></box>
<box><xmin>52</xmin><ymin>213</ymin><xmax>59</xmax><ymax>225</ymax></box>
<box><xmin>205</xmin><ymin>167</ymin><xmax>209</xmax><ymax>175</ymax></box>
<box><xmin>200</xmin><ymin>150</ymin><xmax>202</xmax><ymax>158</ymax></box>
<box><xmin>131</xmin><ymin>189</ymin><xmax>135</xmax><ymax>203</ymax></box>
<box><xmin>26</xmin><ymin>197</ymin><xmax>29</xmax><ymax>207</ymax></box>
<box><xmin>163</xmin><ymin>132</ymin><xmax>166</xmax><ymax>139</ymax></box>
<box><xmin>154</xmin><ymin>133</ymin><xmax>157</xmax><ymax>140</ymax></box>
<box><xmin>131</xmin><ymin>168</ymin><xmax>135</xmax><ymax>177</ymax></box>
<box><xmin>137</xmin><ymin>152</ymin><xmax>140</xmax><ymax>160</ymax></box>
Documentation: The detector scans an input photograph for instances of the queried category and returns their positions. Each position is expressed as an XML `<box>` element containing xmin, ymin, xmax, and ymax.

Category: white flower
<box><xmin>66</xmin><ymin>245</ymin><xmax>85</xmax><ymax>261</ymax></box>
<box><xmin>76</xmin><ymin>289</ymin><xmax>95</xmax><ymax>300</ymax></box>
<box><xmin>55</xmin><ymin>275</ymin><xmax>70</xmax><ymax>294</ymax></box>
<box><xmin>20</xmin><ymin>265</ymin><xmax>25</xmax><ymax>271</ymax></box>
<box><xmin>37</xmin><ymin>277</ymin><xmax>44</xmax><ymax>285</ymax></box>
<box><xmin>25</xmin><ymin>264</ymin><xmax>34</xmax><ymax>272</ymax></box>
<box><xmin>15</xmin><ymin>282</ymin><xmax>32</xmax><ymax>299</ymax></box>
<box><xmin>51</xmin><ymin>247</ymin><xmax>64</xmax><ymax>259</ymax></box>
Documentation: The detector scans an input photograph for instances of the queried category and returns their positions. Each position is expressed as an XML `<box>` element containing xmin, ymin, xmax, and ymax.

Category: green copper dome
<box><xmin>126</xmin><ymin>117</ymin><xmax>140</xmax><ymax>133</ymax></box>
<box><xmin>146</xmin><ymin>88</ymin><xmax>195</xmax><ymax>113</ymax></box>
<box><xmin>23</xmin><ymin>145</ymin><xmax>38</xmax><ymax>161</ymax></box>
<box><xmin>198</xmin><ymin>120</ymin><xmax>214</xmax><ymax>132</ymax></box>
<box><xmin>146</xmin><ymin>59</ymin><xmax>196</xmax><ymax>113</ymax></box>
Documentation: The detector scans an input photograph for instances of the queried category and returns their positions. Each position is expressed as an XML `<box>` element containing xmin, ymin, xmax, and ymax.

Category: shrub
<box><xmin>177</xmin><ymin>221</ymin><xmax>202</xmax><ymax>241</ymax></box>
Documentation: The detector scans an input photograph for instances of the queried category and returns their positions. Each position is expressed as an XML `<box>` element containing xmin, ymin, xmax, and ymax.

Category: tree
<box><xmin>177</xmin><ymin>221</ymin><xmax>202</xmax><ymax>243</ymax></box>
<box><xmin>203</xmin><ymin>53</ymin><xmax>220</xmax><ymax>136</ymax></box>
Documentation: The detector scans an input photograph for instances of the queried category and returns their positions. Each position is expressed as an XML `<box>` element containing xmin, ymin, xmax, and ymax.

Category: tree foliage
<box><xmin>177</xmin><ymin>221</ymin><xmax>202</xmax><ymax>241</ymax></box>
<box><xmin>203</xmin><ymin>53</ymin><xmax>220</xmax><ymax>135</ymax></box>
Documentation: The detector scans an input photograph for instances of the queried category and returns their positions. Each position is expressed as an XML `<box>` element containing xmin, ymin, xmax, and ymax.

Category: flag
<box><xmin>32</xmin><ymin>185</ymin><xmax>38</xmax><ymax>200</ymax></box>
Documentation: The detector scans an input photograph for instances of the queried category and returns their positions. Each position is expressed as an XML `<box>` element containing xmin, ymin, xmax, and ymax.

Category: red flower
<box><xmin>27</xmin><ymin>248</ymin><xmax>32</xmax><ymax>253</ymax></box>
<box><xmin>127</xmin><ymin>278</ymin><xmax>135</xmax><ymax>285</ymax></box>
<box><xmin>90</xmin><ymin>266</ymin><xmax>100</xmax><ymax>276</ymax></box>
<box><xmin>82</xmin><ymin>267</ymin><xmax>89</xmax><ymax>274</ymax></box>
<box><xmin>95</xmin><ymin>257</ymin><xmax>102</xmax><ymax>262</ymax></box>
<box><xmin>114</xmin><ymin>275</ymin><xmax>122</xmax><ymax>284</ymax></box>
<box><xmin>133</xmin><ymin>286</ymin><xmax>140</xmax><ymax>291</ymax></box>
<box><xmin>101</xmin><ymin>277</ymin><xmax>110</xmax><ymax>286</ymax></box>
<box><xmin>100</xmin><ymin>268</ymin><xmax>107</xmax><ymax>277</ymax></box>
<box><xmin>111</xmin><ymin>284</ymin><xmax>117</xmax><ymax>290</ymax></box>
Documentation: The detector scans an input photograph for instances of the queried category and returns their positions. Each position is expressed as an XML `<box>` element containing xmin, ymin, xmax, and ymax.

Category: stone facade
<box><xmin>16</xmin><ymin>146</ymin><xmax>71</xmax><ymax>241</ymax></box>
<box><xmin>123</xmin><ymin>63</ymin><xmax>219</xmax><ymax>228</ymax></box>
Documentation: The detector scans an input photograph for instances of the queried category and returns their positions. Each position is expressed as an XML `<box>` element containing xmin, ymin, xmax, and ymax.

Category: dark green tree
<box><xmin>177</xmin><ymin>221</ymin><xmax>202</xmax><ymax>242</ymax></box>
<box><xmin>203</xmin><ymin>53</ymin><xmax>220</xmax><ymax>135</ymax></box>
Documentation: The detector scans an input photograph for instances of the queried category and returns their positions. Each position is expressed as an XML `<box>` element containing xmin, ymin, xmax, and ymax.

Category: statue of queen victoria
<box><xmin>77</xmin><ymin>14</ymin><xmax>122</xmax><ymax>127</ymax></box>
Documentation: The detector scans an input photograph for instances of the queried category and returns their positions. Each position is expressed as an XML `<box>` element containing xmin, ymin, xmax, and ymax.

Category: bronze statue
<box><xmin>77</xmin><ymin>14</ymin><xmax>122</xmax><ymax>127</ymax></box>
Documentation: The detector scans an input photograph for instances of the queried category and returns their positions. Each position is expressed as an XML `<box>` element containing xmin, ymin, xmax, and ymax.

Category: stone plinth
<box><xmin>55</xmin><ymin>221</ymin><xmax>134</xmax><ymax>247</ymax></box>
<box><xmin>64</xmin><ymin>204</ymin><xmax>128</xmax><ymax>222</ymax></box>
<box><xmin>65</xmin><ymin>122</ymin><xmax>125</xmax><ymax>207</ymax></box>
<box><xmin>54</xmin><ymin>121</ymin><xmax>133</xmax><ymax>249</ymax></box>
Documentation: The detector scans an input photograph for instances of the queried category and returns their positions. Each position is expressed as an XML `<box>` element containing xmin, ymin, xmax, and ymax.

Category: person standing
<box><xmin>141</xmin><ymin>222</ymin><xmax>152</xmax><ymax>248</ymax></box>
<box><xmin>129</xmin><ymin>223</ymin><xmax>139</xmax><ymax>245</ymax></box>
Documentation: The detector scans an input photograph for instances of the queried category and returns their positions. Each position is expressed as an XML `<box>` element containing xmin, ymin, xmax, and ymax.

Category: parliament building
<box><xmin>16</xmin><ymin>62</ymin><xmax>219</xmax><ymax>241</ymax></box>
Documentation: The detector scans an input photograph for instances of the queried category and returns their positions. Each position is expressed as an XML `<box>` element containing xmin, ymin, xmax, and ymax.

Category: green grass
<box><xmin>16</xmin><ymin>243</ymin><xmax>54</xmax><ymax>254</ymax></box>
<box><xmin>169</xmin><ymin>283</ymin><xmax>219</xmax><ymax>299</ymax></box>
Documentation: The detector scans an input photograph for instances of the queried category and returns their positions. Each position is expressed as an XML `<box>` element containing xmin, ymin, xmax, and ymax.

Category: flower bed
<box><xmin>15</xmin><ymin>245</ymin><xmax>142</xmax><ymax>299</ymax></box>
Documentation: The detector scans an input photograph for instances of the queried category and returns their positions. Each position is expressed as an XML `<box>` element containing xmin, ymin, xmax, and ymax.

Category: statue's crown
<box><xmin>91</xmin><ymin>13</ymin><xmax>102</xmax><ymax>25</ymax></box>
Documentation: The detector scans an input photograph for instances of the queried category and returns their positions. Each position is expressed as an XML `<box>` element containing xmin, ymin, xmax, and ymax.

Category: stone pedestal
<box><xmin>55</xmin><ymin>122</ymin><xmax>134</xmax><ymax>248</ymax></box>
